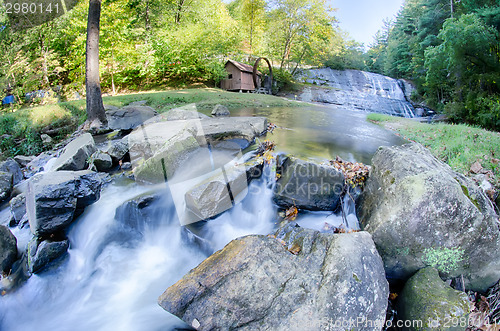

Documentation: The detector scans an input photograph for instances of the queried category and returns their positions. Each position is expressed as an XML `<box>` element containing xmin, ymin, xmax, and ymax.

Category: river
<box><xmin>0</xmin><ymin>104</ymin><xmax>406</xmax><ymax>331</ymax></box>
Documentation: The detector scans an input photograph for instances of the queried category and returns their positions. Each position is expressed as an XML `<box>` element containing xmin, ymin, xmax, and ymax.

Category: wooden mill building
<box><xmin>221</xmin><ymin>60</ymin><xmax>262</xmax><ymax>92</ymax></box>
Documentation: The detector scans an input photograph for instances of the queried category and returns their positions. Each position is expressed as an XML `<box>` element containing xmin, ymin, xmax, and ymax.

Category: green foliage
<box><xmin>367</xmin><ymin>113</ymin><xmax>500</xmax><ymax>185</ymax></box>
<box><xmin>368</xmin><ymin>0</ymin><xmax>500</xmax><ymax>131</ymax></box>
<box><xmin>324</xmin><ymin>39</ymin><xmax>367</xmax><ymax>71</ymax></box>
<box><xmin>423</xmin><ymin>247</ymin><xmax>465</xmax><ymax>274</ymax></box>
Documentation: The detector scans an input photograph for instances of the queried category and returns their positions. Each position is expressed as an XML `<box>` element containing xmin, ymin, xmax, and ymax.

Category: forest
<box><xmin>365</xmin><ymin>0</ymin><xmax>500</xmax><ymax>131</ymax></box>
<box><xmin>0</xmin><ymin>0</ymin><xmax>499</xmax><ymax>130</ymax></box>
<box><xmin>0</xmin><ymin>0</ymin><xmax>345</xmax><ymax>97</ymax></box>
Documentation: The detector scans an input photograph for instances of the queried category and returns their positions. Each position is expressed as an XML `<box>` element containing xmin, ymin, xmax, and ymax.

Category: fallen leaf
<box><xmin>284</xmin><ymin>206</ymin><xmax>298</xmax><ymax>221</ymax></box>
<box><xmin>288</xmin><ymin>243</ymin><xmax>301</xmax><ymax>255</ymax></box>
<box><xmin>471</xmin><ymin>161</ymin><xmax>483</xmax><ymax>174</ymax></box>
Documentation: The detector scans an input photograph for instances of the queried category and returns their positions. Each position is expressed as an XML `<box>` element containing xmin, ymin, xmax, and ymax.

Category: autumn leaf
<box><xmin>284</xmin><ymin>205</ymin><xmax>298</xmax><ymax>221</ymax></box>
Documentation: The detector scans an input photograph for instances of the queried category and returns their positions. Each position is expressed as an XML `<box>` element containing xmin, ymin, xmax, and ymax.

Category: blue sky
<box><xmin>329</xmin><ymin>0</ymin><xmax>405</xmax><ymax>46</ymax></box>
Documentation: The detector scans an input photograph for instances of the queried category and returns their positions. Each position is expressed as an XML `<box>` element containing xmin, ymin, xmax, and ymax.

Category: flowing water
<box><xmin>299</xmin><ymin>68</ymin><xmax>416</xmax><ymax>118</ymax></box>
<box><xmin>0</xmin><ymin>104</ymin><xmax>406</xmax><ymax>330</ymax></box>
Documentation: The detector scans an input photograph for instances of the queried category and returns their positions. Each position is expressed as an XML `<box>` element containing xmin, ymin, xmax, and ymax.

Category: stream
<box><xmin>0</xmin><ymin>104</ymin><xmax>406</xmax><ymax>330</ymax></box>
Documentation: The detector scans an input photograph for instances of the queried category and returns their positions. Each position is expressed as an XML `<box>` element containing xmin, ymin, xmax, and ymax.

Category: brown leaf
<box><xmin>471</xmin><ymin>161</ymin><xmax>483</xmax><ymax>174</ymax></box>
<box><xmin>288</xmin><ymin>243</ymin><xmax>301</xmax><ymax>255</ymax></box>
<box><xmin>284</xmin><ymin>206</ymin><xmax>298</xmax><ymax>221</ymax></box>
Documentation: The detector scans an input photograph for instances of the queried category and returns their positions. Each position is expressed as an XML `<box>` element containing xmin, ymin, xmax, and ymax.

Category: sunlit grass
<box><xmin>367</xmin><ymin>113</ymin><xmax>500</xmax><ymax>185</ymax></box>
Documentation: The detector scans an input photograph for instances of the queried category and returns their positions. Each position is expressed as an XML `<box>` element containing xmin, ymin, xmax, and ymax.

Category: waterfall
<box><xmin>301</xmin><ymin>68</ymin><xmax>417</xmax><ymax>118</ymax></box>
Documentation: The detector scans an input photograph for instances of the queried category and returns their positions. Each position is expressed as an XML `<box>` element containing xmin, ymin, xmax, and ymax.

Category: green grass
<box><xmin>367</xmin><ymin>113</ymin><xmax>500</xmax><ymax>186</ymax></box>
<box><xmin>60</xmin><ymin>88</ymin><xmax>300</xmax><ymax>118</ymax></box>
<box><xmin>0</xmin><ymin>88</ymin><xmax>302</xmax><ymax>157</ymax></box>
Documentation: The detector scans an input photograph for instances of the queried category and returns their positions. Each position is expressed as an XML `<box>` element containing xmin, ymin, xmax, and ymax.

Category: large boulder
<box><xmin>398</xmin><ymin>267</ymin><xmax>470</xmax><ymax>331</ymax></box>
<box><xmin>106</xmin><ymin>105</ymin><xmax>158</xmax><ymax>130</ymax></box>
<box><xmin>273</xmin><ymin>157</ymin><xmax>344</xmax><ymax>211</ymax></box>
<box><xmin>132</xmin><ymin>129</ymin><xmax>200</xmax><ymax>184</ymax></box>
<box><xmin>196</xmin><ymin>117</ymin><xmax>267</xmax><ymax>146</ymax></box>
<box><xmin>129</xmin><ymin>117</ymin><xmax>267</xmax><ymax>184</ymax></box>
<box><xmin>28</xmin><ymin>238</ymin><xmax>69</xmax><ymax>274</ymax></box>
<box><xmin>158</xmin><ymin>224</ymin><xmax>388</xmax><ymax>330</ymax></box>
<box><xmin>0</xmin><ymin>159</ymin><xmax>23</xmax><ymax>185</ymax></box>
<box><xmin>357</xmin><ymin>143</ymin><xmax>500</xmax><ymax>292</ymax></box>
<box><xmin>184</xmin><ymin>163</ymin><xmax>248</xmax><ymax>224</ymax></box>
<box><xmin>0</xmin><ymin>171</ymin><xmax>13</xmax><ymax>202</ymax></box>
<box><xmin>13</xmin><ymin>155</ymin><xmax>35</xmax><ymax>168</ymax></box>
<box><xmin>51</xmin><ymin>133</ymin><xmax>97</xmax><ymax>171</ymax></box>
<box><xmin>166</xmin><ymin>105</ymin><xmax>210</xmax><ymax>121</ymax></box>
<box><xmin>25</xmin><ymin>151</ymin><xmax>55</xmax><ymax>175</ymax></box>
<box><xmin>98</xmin><ymin>138</ymin><xmax>129</xmax><ymax>163</ymax></box>
<box><xmin>26</xmin><ymin>171</ymin><xmax>102</xmax><ymax>236</ymax></box>
<box><xmin>90</xmin><ymin>151</ymin><xmax>113</xmax><ymax>172</ymax></box>
<box><xmin>0</xmin><ymin>225</ymin><xmax>17</xmax><ymax>273</ymax></box>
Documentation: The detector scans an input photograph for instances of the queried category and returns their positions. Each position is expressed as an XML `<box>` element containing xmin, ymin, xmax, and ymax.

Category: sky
<box><xmin>330</xmin><ymin>0</ymin><xmax>405</xmax><ymax>47</ymax></box>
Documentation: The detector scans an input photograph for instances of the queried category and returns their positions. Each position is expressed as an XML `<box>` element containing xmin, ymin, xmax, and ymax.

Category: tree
<box><xmin>267</xmin><ymin>0</ymin><xmax>336</xmax><ymax>70</ymax></box>
<box><xmin>241</xmin><ymin>0</ymin><xmax>266</xmax><ymax>54</ymax></box>
<box><xmin>84</xmin><ymin>0</ymin><xmax>107</xmax><ymax>130</ymax></box>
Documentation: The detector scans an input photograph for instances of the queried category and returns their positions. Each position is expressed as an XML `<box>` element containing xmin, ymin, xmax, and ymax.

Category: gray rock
<box><xmin>211</xmin><ymin>104</ymin><xmax>230</xmax><ymax>117</ymax></box>
<box><xmin>185</xmin><ymin>164</ymin><xmax>248</xmax><ymax>223</ymax></box>
<box><xmin>13</xmin><ymin>155</ymin><xmax>35</xmax><ymax>168</ymax></box>
<box><xmin>28</xmin><ymin>238</ymin><xmax>69</xmax><ymax>274</ymax></box>
<box><xmin>91</xmin><ymin>151</ymin><xmax>113</xmax><ymax>172</ymax></box>
<box><xmin>299</xmin><ymin>68</ymin><xmax>416</xmax><ymax>117</ymax></box>
<box><xmin>106</xmin><ymin>105</ymin><xmax>158</xmax><ymax>130</ymax></box>
<box><xmin>51</xmin><ymin>133</ymin><xmax>97</xmax><ymax>171</ymax></box>
<box><xmin>273</xmin><ymin>157</ymin><xmax>344</xmax><ymax>211</ymax></box>
<box><xmin>398</xmin><ymin>267</ymin><xmax>470</xmax><ymax>331</ymax></box>
<box><xmin>166</xmin><ymin>106</ymin><xmax>210</xmax><ymax>121</ymax></box>
<box><xmin>0</xmin><ymin>225</ymin><xmax>17</xmax><ymax>273</ymax></box>
<box><xmin>128</xmin><ymin>117</ymin><xmax>268</xmax><ymax>184</ymax></box>
<box><xmin>104</xmin><ymin>105</ymin><xmax>119</xmax><ymax>111</ymax></box>
<box><xmin>40</xmin><ymin>134</ymin><xmax>53</xmax><ymax>144</ymax></box>
<box><xmin>99</xmin><ymin>138</ymin><xmax>128</xmax><ymax>162</ymax></box>
<box><xmin>25</xmin><ymin>152</ymin><xmax>55</xmax><ymax>175</ymax></box>
<box><xmin>127</xmin><ymin>100</ymin><xmax>148</xmax><ymax>107</ymax></box>
<box><xmin>196</xmin><ymin>117</ymin><xmax>267</xmax><ymax>145</ymax></box>
<box><xmin>0</xmin><ymin>171</ymin><xmax>13</xmax><ymax>202</ymax></box>
<box><xmin>158</xmin><ymin>224</ymin><xmax>388</xmax><ymax>330</ymax></box>
<box><xmin>132</xmin><ymin>129</ymin><xmax>200</xmax><ymax>184</ymax></box>
<box><xmin>357</xmin><ymin>143</ymin><xmax>500</xmax><ymax>292</ymax></box>
<box><xmin>26</xmin><ymin>171</ymin><xmax>102</xmax><ymax>236</ymax></box>
<box><xmin>9</xmin><ymin>193</ymin><xmax>26</xmax><ymax>224</ymax></box>
<box><xmin>112</xmin><ymin>192</ymin><xmax>163</xmax><ymax>243</ymax></box>
<box><xmin>0</xmin><ymin>158</ymin><xmax>23</xmax><ymax>185</ymax></box>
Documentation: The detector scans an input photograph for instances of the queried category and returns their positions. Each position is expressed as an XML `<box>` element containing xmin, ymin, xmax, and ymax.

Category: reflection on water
<box><xmin>233</xmin><ymin>105</ymin><xmax>405</xmax><ymax>164</ymax></box>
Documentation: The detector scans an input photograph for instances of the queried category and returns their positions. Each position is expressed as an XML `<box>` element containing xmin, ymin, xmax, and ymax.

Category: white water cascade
<box><xmin>300</xmin><ymin>68</ymin><xmax>416</xmax><ymax>118</ymax></box>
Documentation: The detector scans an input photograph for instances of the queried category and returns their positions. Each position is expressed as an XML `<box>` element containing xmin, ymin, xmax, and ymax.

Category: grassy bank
<box><xmin>0</xmin><ymin>88</ymin><xmax>301</xmax><ymax>158</ymax></box>
<box><xmin>367</xmin><ymin>113</ymin><xmax>500</xmax><ymax>186</ymax></box>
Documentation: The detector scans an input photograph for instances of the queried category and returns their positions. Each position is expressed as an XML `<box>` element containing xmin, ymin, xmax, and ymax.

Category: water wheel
<box><xmin>253</xmin><ymin>57</ymin><xmax>273</xmax><ymax>93</ymax></box>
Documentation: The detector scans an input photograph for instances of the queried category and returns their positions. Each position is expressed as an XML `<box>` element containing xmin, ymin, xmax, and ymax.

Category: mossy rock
<box><xmin>398</xmin><ymin>267</ymin><xmax>470</xmax><ymax>331</ymax></box>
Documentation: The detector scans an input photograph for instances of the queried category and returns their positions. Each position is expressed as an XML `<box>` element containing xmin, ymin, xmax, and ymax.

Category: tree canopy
<box><xmin>367</xmin><ymin>0</ymin><xmax>500</xmax><ymax>130</ymax></box>
<box><xmin>0</xmin><ymin>0</ymin><xmax>342</xmax><ymax>101</ymax></box>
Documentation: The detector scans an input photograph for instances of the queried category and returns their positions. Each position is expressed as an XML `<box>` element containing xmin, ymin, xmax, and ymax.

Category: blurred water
<box><xmin>0</xmin><ymin>105</ymin><xmax>403</xmax><ymax>330</ymax></box>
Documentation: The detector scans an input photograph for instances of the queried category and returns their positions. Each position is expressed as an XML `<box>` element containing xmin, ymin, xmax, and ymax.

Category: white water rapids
<box><xmin>0</xmin><ymin>103</ymin><xmax>404</xmax><ymax>330</ymax></box>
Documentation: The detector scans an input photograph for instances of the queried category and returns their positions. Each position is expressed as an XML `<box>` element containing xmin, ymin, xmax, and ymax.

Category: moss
<box><xmin>422</xmin><ymin>247</ymin><xmax>465</xmax><ymax>274</ymax></box>
<box><xmin>460</xmin><ymin>184</ymin><xmax>480</xmax><ymax>209</ymax></box>
<box><xmin>352</xmin><ymin>273</ymin><xmax>361</xmax><ymax>282</ymax></box>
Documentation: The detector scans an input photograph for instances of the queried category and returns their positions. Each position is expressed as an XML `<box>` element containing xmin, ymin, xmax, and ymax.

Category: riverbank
<box><xmin>0</xmin><ymin>88</ymin><xmax>302</xmax><ymax>159</ymax></box>
<box><xmin>367</xmin><ymin>113</ymin><xmax>500</xmax><ymax>190</ymax></box>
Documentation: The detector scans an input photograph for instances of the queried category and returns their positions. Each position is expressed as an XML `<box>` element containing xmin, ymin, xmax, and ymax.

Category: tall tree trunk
<box><xmin>175</xmin><ymin>0</ymin><xmax>185</xmax><ymax>24</ymax></box>
<box><xmin>85</xmin><ymin>0</ymin><xmax>107</xmax><ymax>131</ymax></box>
